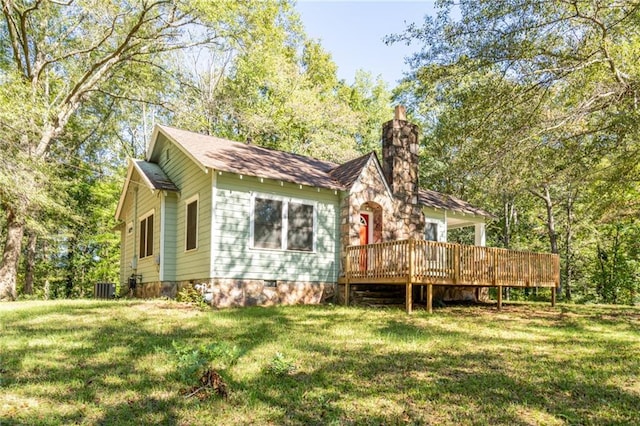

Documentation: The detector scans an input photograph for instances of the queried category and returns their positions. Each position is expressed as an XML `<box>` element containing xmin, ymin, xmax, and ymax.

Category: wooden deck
<box><xmin>343</xmin><ymin>239</ymin><xmax>560</xmax><ymax>313</ymax></box>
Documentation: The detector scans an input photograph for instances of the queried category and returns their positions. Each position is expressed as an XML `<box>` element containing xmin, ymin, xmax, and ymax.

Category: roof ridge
<box><xmin>158</xmin><ymin>124</ymin><xmax>339</xmax><ymax>168</ymax></box>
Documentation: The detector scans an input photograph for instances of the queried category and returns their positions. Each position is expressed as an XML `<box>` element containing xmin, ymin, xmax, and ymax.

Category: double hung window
<box><xmin>185</xmin><ymin>196</ymin><xmax>199</xmax><ymax>251</ymax></box>
<box><xmin>139</xmin><ymin>212</ymin><xmax>154</xmax><ymax>258</ymax></box>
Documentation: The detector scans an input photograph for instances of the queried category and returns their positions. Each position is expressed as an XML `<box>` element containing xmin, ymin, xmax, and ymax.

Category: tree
<box><xmin>171</xmin><ymin>5</ymin><xmax>392</xmax><ymax>164</ymax></box>
<box><xmin>0</xmin><ymin>0</ymin><xmax>279</xmax><ymax>300</ymax></box>
<box><xmin>389</xmin><ymin>0</ymin><xmax>640</xmax><ymax>302</ymax></box>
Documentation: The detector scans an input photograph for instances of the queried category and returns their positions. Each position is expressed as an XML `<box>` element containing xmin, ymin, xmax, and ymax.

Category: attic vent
<box><xmin>165</xmin><ymin>147</ymin><xmax>170</xmax><ymax>161</ymax></box>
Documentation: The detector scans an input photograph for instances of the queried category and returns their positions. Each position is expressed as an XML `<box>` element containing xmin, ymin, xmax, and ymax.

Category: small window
<box><xmin>425</xmin><ymin>222</ymin><xmax>438</xmax><ymax>242</ymax></box>
<box><xmin>139</xmin><ymin>213</ymin><xmax>154</xmax><ymax>258</ymax></box>
<box><xmin>185</xmin><ymin>197</ymin><xmax>198</xmax><ymax>251</ymax></box>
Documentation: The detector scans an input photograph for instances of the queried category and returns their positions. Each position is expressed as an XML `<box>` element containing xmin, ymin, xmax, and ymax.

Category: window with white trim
<box><xmin>424</xmin><ymin>221</ymin><xmax>439</xmax><ymax>261</ymax></box>
<box><xmin>425</xmin><ymin>222</ymin><xmax>438</xmax><ymax>241</ymax></box>
<box><xmin>185</xmin><ymin>195</ymin><xmax>199</xmax><ymax>251</ymax></box>
<box><xmin>252</xmin><ymin>195</ymin><xmax>315</xmax><ymax>251</ymax></box>
<box><xmin>139</xmin><ymin>211</ymin><xmax>154</xmax><ymax>259</ymax></box>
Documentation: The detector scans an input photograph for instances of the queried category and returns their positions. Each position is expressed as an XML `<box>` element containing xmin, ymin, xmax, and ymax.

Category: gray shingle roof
<box><xmin>158</xmin><ymin>125</ymin><xmax>344</xmax><ymax>190</ymax></box>
<box><xmin>134</xmin><ymin>160</ymin><xmax>179</xmax><ymax>192</ymax></box>
<box><xmin>155</xmin><ymin>125</ymin><xmax>491</xmax><ymax>218</ymax></box>
<box><xmin>328</xmin><ymin>152</ymin><xmax>373</xmax><ymax>189</ymax></box>
<box><xmin>418</xmin><ymin>189</ymin><xmax>492</xmax><ymax>218</ymax></box>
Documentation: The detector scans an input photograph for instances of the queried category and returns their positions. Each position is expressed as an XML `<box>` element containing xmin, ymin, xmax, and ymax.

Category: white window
<box><xmin>139</xmin><ymin>211</ymin><xmax>154</xmax><ymax>259</ymax></box>
<box><xmin>424</xmin><ymin>222</ymin><xmax>439</xmax><ymax>261</ymax></box>
<box><xmin>185</xmin><ymin>195</ymin><xmax>199</xmax><ymax>251</ymax></box>
<box><xmin>251</xmin><ymin>194</ymin><xmax>315</xmax><ymax>252</ymax></box>
<box><xmin>425</xmin><ymin>222</ymin><xmax>438</xmax><ymax>241</ymax></box>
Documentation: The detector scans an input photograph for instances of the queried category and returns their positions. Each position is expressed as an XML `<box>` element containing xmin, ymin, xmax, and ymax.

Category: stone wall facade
<box><xmin>339</xmin><ymin>107</ymin><xmax>426</xmax><ymax>273</ymax></box>
<box><xmin>127</xmin><ymin>278</ymin><xmax>335</xmax><ymax>308</ymax></box>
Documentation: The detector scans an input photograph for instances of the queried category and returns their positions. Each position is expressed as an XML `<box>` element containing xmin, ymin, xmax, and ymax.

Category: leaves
<box><xmin>391</xmin><ymin>0</ymin><xmax>640</xmax><ymax>302</ymax></box>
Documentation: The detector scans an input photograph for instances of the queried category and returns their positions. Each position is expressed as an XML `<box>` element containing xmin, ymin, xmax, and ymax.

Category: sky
<box><xmin>295</xmin><ymin>1</ymin><xmax>437</xmax><ymax>87</ymax></box>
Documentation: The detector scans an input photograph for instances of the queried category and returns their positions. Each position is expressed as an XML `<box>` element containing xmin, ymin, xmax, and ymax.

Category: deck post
<box><xmin>406</xmin><ymin>281</ymin><xmax>413</xmax><ymax>314</ymax></box>
<box><xmin>345</xmin><ymin>281</ymin><xmax>350</xmax><ymax>307</ymax></box>
<box><xmin>551</xmin><ymin>286</ymin><xmax>556</xmax><ymax>307</ymax></box>
<box><xmin>426</xmin><ymin>284</ymin><xmax>433</xmax><ymax>314</ymax></box>
<box><xmin>406</xmin><ymin>239</ymin><xmax>415</xmax><ymax>314</ymax></box>
<box><xmin>345</xmin><ymin>249</ymin><xmax>351</xmax><ymax>307</ymax></box>
<box><xmin>497</xmin><ymin>286</ymin><xmax>503</xmax><ymax>310</ymax></box>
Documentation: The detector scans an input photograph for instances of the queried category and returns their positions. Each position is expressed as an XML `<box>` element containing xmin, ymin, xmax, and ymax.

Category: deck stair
<box><xmin>351</xmin><ymin>285</ymin><xmax>406</xmax><ymax>307</ymax></box>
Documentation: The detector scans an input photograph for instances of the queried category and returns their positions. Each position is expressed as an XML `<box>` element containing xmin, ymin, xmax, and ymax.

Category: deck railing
<box><xmin>345</xmin><ymin>239</ymin><xmax>560</xmax><ymax>288</ymax></box>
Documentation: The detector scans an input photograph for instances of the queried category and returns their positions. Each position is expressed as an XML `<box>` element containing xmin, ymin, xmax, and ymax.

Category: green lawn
<box><xmin>1</xmin><ymin>300</ymin><xmax>639</xmax><ymax>425</ymax></box>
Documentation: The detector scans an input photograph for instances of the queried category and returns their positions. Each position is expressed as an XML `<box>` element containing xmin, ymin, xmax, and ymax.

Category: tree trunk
<box><xmin>503</xmin><ymin>197</ymin><xmax>515</xmax><ymax>300</ymax></box>
<box><xmin>0</xmin><ymin>209</ymin><xmax>25</xmax><ymax>301</ymax></box>
<box><xmin>564</xmin><ymin>190</ymin><xmax>575</xmax><ymax>300</ymax></box>
<box><xmin>530</xmin><ymin>185</ymin><xmax>560</xmax><ymax>295</ymax></box>
<box><xmin>529</xmin><ymin>185</ymin><xmax>558</xmax><ymax>254</ymax></box>
<box><xmin>65</xmin><ymin>238</ymin><xmax>76</xmax><ymax>298</ymax></box>
<box><xmin>542</xmin><ymin>186</ymin><xmax>559</xmax><ymax>255</ymax></box>
<box><xmin>24</xmin><ymin>230</ymin><xmax>37</xmax><ymax>295</ymax></box>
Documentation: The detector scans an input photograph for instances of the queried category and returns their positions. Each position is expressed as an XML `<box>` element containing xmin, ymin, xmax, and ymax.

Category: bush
<box><xmin>164</xmin><ymin>341</ymin><xmax>242</xmax><ymax>385</ymax></box>
<box><xmin>176</xmin><ymin>284</ymin><xmax>208</xmax><ymax>309</ymax></box>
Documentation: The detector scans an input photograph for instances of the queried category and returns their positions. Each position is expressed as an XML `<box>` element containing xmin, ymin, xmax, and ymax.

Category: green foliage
<box><xmin>589</xmin><ymin>222</ymin><xmax>640</xmax><ymax>305</ymax></box>
<box><xmin>165</xmin><ymin>340</ymin><xmax>242</xmax><ymax>385</ymax></box>
<box><xmin>171</xmin><ymin>2</ymin><xmax>391</xmax><ymax>164</ymax></box>
<box><xmin>175</xmin><ymin>285</ymin><xmax>209</xmax><ymax>309</ymax></box>
<box><xmin>265</xmin><ymin>351</ymin><xmax>296</xmax><ymax>376</ymax></box>
<box><xmin>390</xmin><ymin>0</ymin><xmax>640</xmax><ymax>304</ymax></box>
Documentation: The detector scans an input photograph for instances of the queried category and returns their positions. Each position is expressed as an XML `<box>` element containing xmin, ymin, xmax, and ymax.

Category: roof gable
<box><xmin>114</xmin><ymin>159</ymin><xmax>178</xmax><ymax>220</ymax></box>
<box><xmin>330</xmin><ymin>152</ymin><xmax>393</xmax><ymax>198</ymax></box>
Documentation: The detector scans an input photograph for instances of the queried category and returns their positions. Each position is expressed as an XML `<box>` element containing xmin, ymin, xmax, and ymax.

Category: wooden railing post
<box><xmin>527</xmin><ymin>252</ymin><xmax>532</xmax><ymax>287</ymax></box>
<box><xmin>408</xmin><ymin>239</ymin><xmax>415</xmax><ymax>281</ymax></box>
<box><xmin>492</xmin><ymin>249</ymin><xmax>498</xmax><ymax>285</ymax></box>
<box><xmin>406</xmin><ymin>239</ymin><xmax>414</xmax><ymax>314</ymax></box>
<box><xmin>454</xmin><ymin>244</ymin><xmax>460</xmax><ymax>284</ymax></box>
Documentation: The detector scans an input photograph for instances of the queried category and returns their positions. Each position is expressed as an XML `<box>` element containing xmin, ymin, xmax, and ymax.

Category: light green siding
<box><xmin>119</xmin><ymin>225</ymin><xmax>126</xmax><ymax>285</ymax></box>
<box><xmin>134</xmin><ymin>175</ymin><xmax>160</xmax><ymax>283</ymax></box>
<box><xmin>162</xmin><ymin>192</ymin><xmax>178</xmax><ymax>280</ymax></box>
<box><xmin>213</xmin><ymin>173</ymin><xmax>341</xmax><ymax>282</ymax></box>
<box><xmin>155</xmin><ymin>134</ymin><xmax>211</xmax><ymax>281</ymax></box>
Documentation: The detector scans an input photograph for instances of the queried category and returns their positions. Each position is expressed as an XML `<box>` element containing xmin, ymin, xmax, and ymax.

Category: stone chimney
<box><xmin>381</xmin><ymin>106</ymin><xmax>424</xmax><ymax>240</ymax></box>
<box><xmin>382</xmin><ymin>105</ymin><xmax>420</xmax><ymax>205</ymax></box>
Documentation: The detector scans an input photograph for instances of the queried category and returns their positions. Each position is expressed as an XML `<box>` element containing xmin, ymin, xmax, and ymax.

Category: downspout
<box><xmin>159</xmin><ymin>191</ymin><xmax>166</xmax><ymax>282</ymax></box>
<box><xmin>210</xmin><ymin>169</ymin><xmax>218</xmax><ymax>279</ymax></box>
<box><xmin>132</xmin><ymin>185</ymin><xmax>139</xmax><ymax>272</ymax></box>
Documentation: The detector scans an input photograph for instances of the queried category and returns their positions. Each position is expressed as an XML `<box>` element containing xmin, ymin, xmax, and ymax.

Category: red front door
<box><xmin>359</xmin><ymin>213</ymin><xmax>370</xmax><ymax>245</ymax></box>
<box><xmin>359</xmin><ymin>213</ymin><xmax>371</xmax><ymax>270</ymax></box>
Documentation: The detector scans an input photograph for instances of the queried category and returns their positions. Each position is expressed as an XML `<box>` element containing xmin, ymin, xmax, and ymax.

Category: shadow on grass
<box><xmin>1</xmin><ymin>301</ymin><xmax>639</xmax><ymax>425</ymax></box>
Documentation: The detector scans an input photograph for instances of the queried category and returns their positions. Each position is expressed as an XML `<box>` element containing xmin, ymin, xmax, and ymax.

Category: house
<box><xmin>116</xmin><ymin>106</ymin><xmax>556</xmax><ymax>309</ymax></box>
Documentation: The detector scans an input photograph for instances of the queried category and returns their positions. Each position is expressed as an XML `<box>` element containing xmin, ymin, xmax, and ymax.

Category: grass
<box><xmin>1</xmin><ymin>300</ymin><xmax>639</xmax><ymax>425</ymax></box>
